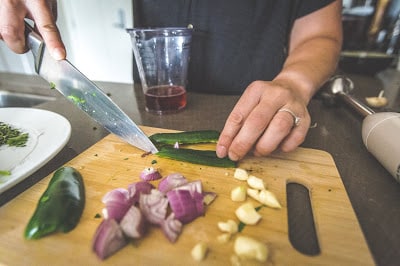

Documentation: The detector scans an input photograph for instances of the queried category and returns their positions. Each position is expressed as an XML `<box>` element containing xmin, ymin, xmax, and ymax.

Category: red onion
<box><xmin>139</xmin><ymin>189</ymin><xmax>168</xmax><ymax>225</ymax></box>
<box><xmin>120</xmin><ymin>205</ymin><xmax>146</xmax><ymax>239</ymax></box>
<box><xmin>102</xmin><ymin>188</ymin><xmax>132</xmax><ymax>222</ymax></box>
<box><xmin>128</xmin><ymin>181</ymin><xmax>154</xmax><ymax>204</ymax></box>
<box><xmin>157</xmin><ymin>173</ymin><xmax>188</xmax><ymax>193</ymax></box>
<box><xmin>173</xmin><ymin>180</ymin><xmax>203</xmax><ymax>196</ymax></box>
<box><xmin>139</xmin><ymin>167</ymin><xmax>162</xmax><ymax>181</ymax></box>
<box><xmin>92</xmin><ymin>219</ymin><xmax>128</xmax><ymax>260</ymax></box>
<box><xmin>160</xmin><ymin>213</ymin><xmax>182</xmax><ymax>243</ymax></box>
<box><xmin>166</xmin><ymin>189</ymin><xmax>205</xmax><ymax>224</ymax></box>
<box><xmin>94</xmin><ymin>171</ymin><xmax>216</xmax><ymax>260</ymax></box>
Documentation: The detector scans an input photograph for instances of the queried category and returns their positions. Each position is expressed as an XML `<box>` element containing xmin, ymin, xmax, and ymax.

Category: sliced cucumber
<box><xmin>149</xmin><ymin>130</ymin><xmax>220</xmax><ymax>146</ymax></box>
<box><xmin>156</xmin><ymin>147</ymin><xmax>236</xmax><ymax>168</ymax></box>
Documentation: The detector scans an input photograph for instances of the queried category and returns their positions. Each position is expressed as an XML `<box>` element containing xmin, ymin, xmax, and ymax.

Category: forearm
<box><xmin>274</xmin><ymin>0</ymin><xmax>342</xmax><ymax>105</ymax></box>
<box><xmin>274</xmin><ymin>35</ymin><xmax>342</xmax><ymax>104</ymax></box>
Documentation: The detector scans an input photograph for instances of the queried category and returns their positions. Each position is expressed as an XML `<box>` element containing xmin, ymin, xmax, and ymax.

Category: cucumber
<box><xmin>157</xmin><ymin>147</ymin><xmax>236</xmax><ymax>168</ymax></box>
<box><xmin>24</xmin><ymin>166</ymin><xmax>85</xmax><ymax>239</ymax></box>
<box><xmin>149</xmin><ymin>130</ymin><xmax>220</xmax><ymax>146</ymax></box>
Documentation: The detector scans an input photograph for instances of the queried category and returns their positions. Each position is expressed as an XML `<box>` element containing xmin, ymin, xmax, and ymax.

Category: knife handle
<box><xmin>24</xmin><ymin>21</ymin><xmax>44</xmax><ymax>73</ymax></box>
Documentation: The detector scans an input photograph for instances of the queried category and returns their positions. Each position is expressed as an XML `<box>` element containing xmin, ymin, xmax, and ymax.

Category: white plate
<box><xmin>0</xmin><ymin>108</ymin><xmax>71</xmax><ymax>193</ymax></box>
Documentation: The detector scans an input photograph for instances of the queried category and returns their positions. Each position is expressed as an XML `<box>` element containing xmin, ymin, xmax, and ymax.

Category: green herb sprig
<box><xmin>0</xmin><ymin>122</ymin><xmax>29</xmax><ymax>147</ymax></box>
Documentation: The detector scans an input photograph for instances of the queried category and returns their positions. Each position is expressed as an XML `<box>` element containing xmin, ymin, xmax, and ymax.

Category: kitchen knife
<box><xmin>24</xmin><ymin>21</ymin><xmax>158</xmax><ymax>154</ymax></box>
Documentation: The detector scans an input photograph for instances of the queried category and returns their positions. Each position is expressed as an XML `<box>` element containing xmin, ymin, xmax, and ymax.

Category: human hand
<box><xmin>216</xmin><ymin>80</ymin><xmax>311</xmax><ymax>161</ymax></box>
<box><xmin>0</xmin><ymin>0</ymin><xmax>66</xmax><ymax>60</ymax></box>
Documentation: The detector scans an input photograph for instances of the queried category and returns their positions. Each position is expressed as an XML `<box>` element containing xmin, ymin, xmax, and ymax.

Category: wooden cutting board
<box><xmin>0</xmin><ymin>126</ymin><xmax>374</xmax><ymax>265</ymax></box>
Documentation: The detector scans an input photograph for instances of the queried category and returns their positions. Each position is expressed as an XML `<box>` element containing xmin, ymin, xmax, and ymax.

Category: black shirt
<box><xmin>133</xmin><ymin>0</ymin><xmax>335</xmax><ymax>94</ymax></box>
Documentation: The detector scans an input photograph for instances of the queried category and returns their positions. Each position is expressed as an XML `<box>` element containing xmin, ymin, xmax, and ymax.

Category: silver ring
<box><xmin>278</xmin><ymin>108</ymin><xmax>301</xmax><ymax>127</ymax></box>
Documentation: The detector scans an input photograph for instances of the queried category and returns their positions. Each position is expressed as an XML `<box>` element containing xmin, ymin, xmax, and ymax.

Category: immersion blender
<box><xmin>325</xmin><ymin>76</ymin><xmax>400</xmax><ymax>182</ymax></box>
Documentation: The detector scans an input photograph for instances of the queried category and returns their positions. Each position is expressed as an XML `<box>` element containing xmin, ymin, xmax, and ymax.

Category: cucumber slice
<box><xmin>149</xmin><ymin>130</ymin><xmax>220</xmax><ymax>146</ymax></box>
<box><xmin>156</xmin><ymin>147</ymin><xmax>236</xmax><ymax>168</ymax></box>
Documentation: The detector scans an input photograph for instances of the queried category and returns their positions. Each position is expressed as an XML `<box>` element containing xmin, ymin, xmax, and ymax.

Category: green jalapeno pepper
<box><xmin>24</xmin><ymin>166</ymin><xmax>85</xmax><ymax>239</ymax></box>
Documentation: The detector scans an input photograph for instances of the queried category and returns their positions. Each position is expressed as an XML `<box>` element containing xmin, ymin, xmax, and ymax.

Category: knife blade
<box><xmin>24</xmin><ymin>21</ymin><xmax>158</xmax><ymax>154</ymax></box>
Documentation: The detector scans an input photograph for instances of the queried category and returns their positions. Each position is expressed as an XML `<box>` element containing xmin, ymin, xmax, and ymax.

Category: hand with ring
<box><xmin>216</xmin><ymin>80</ymin><xmax>311</xmax><ymax>161</ymax></box>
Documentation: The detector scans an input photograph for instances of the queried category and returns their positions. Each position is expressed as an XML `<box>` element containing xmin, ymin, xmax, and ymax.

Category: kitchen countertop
<box><xmin>1</xmin><ymin>71</ymin><xmax>400</xmax><ymax>265</ymax></box>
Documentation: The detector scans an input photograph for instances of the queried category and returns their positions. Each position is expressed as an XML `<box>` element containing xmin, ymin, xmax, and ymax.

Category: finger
<box><xmin>0</xmin><ymin>0</ymin><xmax>28</xmax><ymax>53</ymax></box>
<box><xmin>255</xmin><ymin>110</ymin><xmax>310</xmax><ymax>156</ymax></box>
<box><xmin>27</xmin><ymin>0</ymin><xmax>66</xmax><ymax>60</ymax></box>
<box><xmin>279</xmin><ymin>118</ymin><xmax>310</xmax><ymax>152</ymax></box>
<box><xmin>253</xmin><ymin>110</ymin><xmax>299</xmax><ymax>156</ymax></box>
<box><xmin>216</xmin><ymin>110</ymin><xmax>245</xmax><ymax>159</ymax></box>
<box><xmin>227</xmin><ymin>102</ymin><xmax>275</xmax><ymax>161</ymax></box>
<box><xmin>216</xmin><ymin>83</ymin><xmax>265</xmax><ymax>159</ymax></box>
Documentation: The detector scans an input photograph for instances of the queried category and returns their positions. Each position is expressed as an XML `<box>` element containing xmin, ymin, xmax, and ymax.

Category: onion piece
<box><xmin>92</xmin><ymin>219</ymin><xmax>128</xmax><ymax>260</ymax></box>
<box><xmin>102</xmin><ymin>188</ymin><xmax>132</xmax><ymax>222</ymax></box>
<box><xmin>140</xmin><ymin>167</ymin><xmax>162</xmax><ymax>181</ymax></box>
<box><xmin>139</xmin><ymin>189</ymin><xmax>168</xmax><ymax>225</ymax></box>
<box><xmin>128</xmin><ymin>181</ymin><xmax>154</xmax><ymax>204</ymax></box>
<box><xmin>157</xmin><ymin>173</ymin><xmax>188</xmax><ymax>194</ymax></box>
<box><xmin>173</xmin><ymin>180</ymin><xmax>202</xmax><ymax>196</ymax></box>
<box><xmin>120</xmin><ymin>205</ymin><xmax>146</xmax><ymax>239</ymax></box>
<box><xmin>203</xmin><ymin>191</ymin><xmax>217</xmax><ymax>205</ymax></box>
<box><xmin>167</xmin><ymin>189</ymin><xmax>204</xmax><ymax>224</ymax></box>
<box><xmin>160</xmin><ymin>213</ymin><xmax>182</xmax><ymax>243</ymax></box>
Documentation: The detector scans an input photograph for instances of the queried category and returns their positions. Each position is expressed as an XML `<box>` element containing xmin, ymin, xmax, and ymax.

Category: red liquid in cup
<box><xmin>144</xmin><ymin>85</ymin><xmax>187</xmax><ymax>114</ymax></box>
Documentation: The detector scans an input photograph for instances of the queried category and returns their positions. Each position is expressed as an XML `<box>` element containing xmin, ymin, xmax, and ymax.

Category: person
<box><xmin>0</xmin><ymin>0</ymin><xmax>342</xmax><ymax>162</ymax></box>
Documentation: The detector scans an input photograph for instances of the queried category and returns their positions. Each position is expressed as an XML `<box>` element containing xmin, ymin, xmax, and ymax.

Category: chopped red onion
<box><xmin>139</xmin><ymin>167</ymin><xmax>162</xmax><ymax>181</ymax></box>
<box><xmin>92</xmin><ymin>219</ymin><xmax>128</xmax><ymax>260</ymax></box>
<box><xmin>173</xmin><ymin>180</ymin><xmax>203</xmax><ymax>196</ymax></box>
<box><xmin>94</xmin><ymin>170</ymin><xmax>216</xmax><ymax>260</ymax></box>
<box><xmin>158</xmin><ymin>173</ymin><xmax>188</xmax><ymax>193</ymax></box>
<box><xmin>166</xmin><ymin>189</ymin><xmax>205</xmax><ymax>224</ymax></box>
<box><xmin>102</xmin><ymin>188</ymin><xmax>130</xmax><ymax>204</ymax></box>
<box><xmin>160</xmin><ymin>213</ymin><xmax>182</xmax><ymax>243</ymax></box>
<box><xmin>139</xmin><ymin>189</ymin><xmax>168</xmax><ymax>225</ymax></box>
<box><xmin>128</xmin><ymin>181</ymin><xmax>154</xmax><ymax>204</ymax></box>
<box><xmin>194</xmin><ymin>191</ymin><xmax>205</xmax><ymax>214</ymax></box>
<box><xmin>102</xmin><ymin>188</ymin><xmax>132</xmax><ymax>222</ymax></box>
<box><xmin>120</xmin><ymin>205</ymin><xmax>146</xmax><ymax>239</ymax></box>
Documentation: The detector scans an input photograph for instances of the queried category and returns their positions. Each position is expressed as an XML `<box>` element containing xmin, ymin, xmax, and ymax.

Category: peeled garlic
<box><xmin>235</xmin><ymin>202</ymin><xmax>262</xmax><ymax>225</ymax></box>
<box><xmin>247</xmin><ymin>188</ymin><xmax>282</xmax><ymax>209</ymax></box>
<box><xmin>234</xmin><ymin>168</ymin><xmax>249</xmax><ymax>181</ymax></box>
<box><xmin>231</xmin><ymin>186</ymin><xmax>247</xmax><ymax>202</ymax></box>
<box><xmin>365</xmin><ymin>90</ymin><xmax>388</xmax><ymax>108</ymax></box>
<box><xmin>217</xmin><ymin>233</ymin><xmax>231</xmax><ymax>243</ymax></box>
<box><xmin>246</xmin><ymin>188</ymin><xmax>260</xmax><ymax>201</ymax></box>
<box><xmin>217</xmin><ymin>219</ymin><xmax>238</xmax><ymax>234</ymax></box>
<box><xmin>234</xmin><ymin>236</ymin><xmax>269</xmax><ymax>262</ymax></box>
<box><xmin>191</xmin><ymin>242</ymin><xmax>208</xmax><ymax>261</ymax></box>
<box><xmin>247</xmin><ymin>175</ymin><xmax>266</xmax><ymax>190</ymax></box>
<box><xmin>258</xmin><ymin>190</ymin><xmax>281</xmax><ymax>209</ymax></box>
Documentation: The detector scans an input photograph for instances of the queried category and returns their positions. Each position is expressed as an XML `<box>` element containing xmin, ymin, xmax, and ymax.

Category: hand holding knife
<box><xmin>24</xmin><ymin>21</ymin><xmax>158</xmax><ymax>154</ymax></box>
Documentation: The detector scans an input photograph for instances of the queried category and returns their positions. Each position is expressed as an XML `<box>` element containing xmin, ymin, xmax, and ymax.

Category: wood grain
<box><xmin>0</xmin><ymin>126</ymin><xmax>374</xmax><ymax>265</ymax></box>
